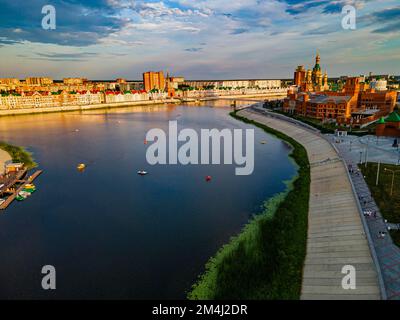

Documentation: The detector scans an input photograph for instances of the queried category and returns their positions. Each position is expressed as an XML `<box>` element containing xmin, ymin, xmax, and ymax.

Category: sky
<box><xmin>0</xmin><ymin>0</ymin><xmax>399</xmax><ymax>80</ymax></box>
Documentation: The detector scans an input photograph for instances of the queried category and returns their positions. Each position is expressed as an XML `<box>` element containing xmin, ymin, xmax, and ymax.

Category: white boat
<box><xmin>137</xmin><ymin>171</ymin><xmax>148</xmax><ymax>176</ymax></box>
<box><xmin>19</xmin><ymin>191</ymin><xmax>31</xmax><ymax>198</ymax></box>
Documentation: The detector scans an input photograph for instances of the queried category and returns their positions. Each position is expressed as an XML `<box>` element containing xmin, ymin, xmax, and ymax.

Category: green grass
<box><xmin>0</xmin><ymin>141</ymin><xmax>37</xmax><ymax>169</ymax></box>
<box><xmin>187</xmin><ymin>111</ymin><xmax>310</xmax><ymax>300</ymax></box>
<box><xmin>360</xmin><ymin>162</ymin><xmax>400</xmax><ymax>247</ymax></box>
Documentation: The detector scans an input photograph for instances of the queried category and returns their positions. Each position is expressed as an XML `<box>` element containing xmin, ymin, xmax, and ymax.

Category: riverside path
<box><xmin>237</xmin><ymin>107</ymin><xmax>382</xmax><ymax>300</ymax></box>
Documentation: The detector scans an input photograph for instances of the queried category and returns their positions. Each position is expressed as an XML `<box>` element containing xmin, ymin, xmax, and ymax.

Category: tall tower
<box><xmin>294</xmin><ymin>65</ymin><xmax>306</xmax><ymax>87</ymax></box>
<box><xmin>323</xmin><ymin>71</ymin><xmax>328</xmax><ymax>90</ymax></box>
<box><xmin>312</xmin><ymin>50</ymin><xmax>322</xmax><ymax>85</ymax></box>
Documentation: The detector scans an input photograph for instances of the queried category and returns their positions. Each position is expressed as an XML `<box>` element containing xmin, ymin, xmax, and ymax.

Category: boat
<box><xmin>15</xmin><ymin>195</ymin><xmax>25</xmax><ymax>201</ymax></box>
<box><xmin>19</xmin><ymin>191</ymin><xmax>31</xmax><ymax>198</ymax></box>
<box><xmin>24</xmin><ymin>184</ymin><xmax>36</xmax><ymax>191</ymax></box>
<box><xmin>260</xmin><ymin>140</ymin><xmax>267</xmax><ymax>144</ymax></box>
<box><xmin>77</xmin><ymin>163</ymin><xmax>86</xmax><ymax>170</ymax></box>
<box><xmin>23</xmin><ymin>187</ymin><xmax>36</xmax><ymax>193</ymax></box>
<box><xmin>137</xmin><ymin>171</ymin><xmax>148</xmax><ymax>176</ymax></box>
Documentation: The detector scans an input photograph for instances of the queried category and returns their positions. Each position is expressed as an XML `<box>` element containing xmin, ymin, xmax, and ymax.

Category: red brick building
<box><xmin>376</xmin><ymin>111</ymin><xmax>400</xmax><ymax>137</ymax></box>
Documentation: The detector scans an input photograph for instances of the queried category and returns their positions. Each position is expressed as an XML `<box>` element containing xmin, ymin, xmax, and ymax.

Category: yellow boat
<box><xmin>77</xmin><ymin>163</ymin><xmax>86</xmax><ymax>170</ymax></box>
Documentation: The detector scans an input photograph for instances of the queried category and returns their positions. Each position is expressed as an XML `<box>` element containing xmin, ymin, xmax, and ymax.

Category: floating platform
<box><xmin>0</xmin><ymin>170</ymin><xmax>43</xmax><ymax>210</ymax></box>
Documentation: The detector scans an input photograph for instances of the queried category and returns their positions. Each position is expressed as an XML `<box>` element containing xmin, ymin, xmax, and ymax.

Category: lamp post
<box><xmin>376</xmin><ymin>162</ymin><xmax>381</xmax><ymax>186</ymax></box>
<box><xmin>384</xmin><ymin>168</ymin><xmax>400</xmax><ymax>196</ymax></box>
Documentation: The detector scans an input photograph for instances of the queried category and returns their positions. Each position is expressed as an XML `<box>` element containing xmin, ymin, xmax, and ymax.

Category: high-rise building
<box><xmin>143</xmin><ymin>71</ymin><xmax>166</xmax><ymax>92</ymax></box>
<box><xmin>25</xmin><ymin>77</ymin><xmax>53</xmax><ymax>86</ymax></box>
<box><xmin>63</xmin><ymin>78</ymin><xmax>87</xmax><ymax>85</ymax></box>
<box><xmin>294</xmin><ymin>66</ymin><xmax>306</xmax><ymax>87</ymax></box>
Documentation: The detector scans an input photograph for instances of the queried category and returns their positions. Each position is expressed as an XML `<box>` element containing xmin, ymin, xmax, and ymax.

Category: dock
<box><xmin>0</xmin><ymin>170</ymin><xmax>43</xmax><ymax>210</ymax></box>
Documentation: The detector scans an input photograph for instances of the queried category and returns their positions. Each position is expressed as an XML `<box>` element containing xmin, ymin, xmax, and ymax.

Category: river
<box><xmin>0</xmin><ymin>102</ymin><xmax>296</xmax><ymax>299</ymax></box>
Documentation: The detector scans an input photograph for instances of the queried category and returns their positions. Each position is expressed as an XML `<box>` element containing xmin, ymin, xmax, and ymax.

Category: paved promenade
<box><xmin>335</xmin><ymin>140</ymin><xmax>400</xmax><ymax>300</ymax></box>
<box><xmin>237</xmin><ymin>108</ymin><xmax>381</xmax><ymax>300</ymax></box>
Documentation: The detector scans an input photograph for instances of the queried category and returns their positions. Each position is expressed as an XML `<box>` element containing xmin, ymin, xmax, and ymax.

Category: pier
<box><xmin>0</xmin><ymin>170</ymin><xmax>43</xmax><ymax>210</ymax></box>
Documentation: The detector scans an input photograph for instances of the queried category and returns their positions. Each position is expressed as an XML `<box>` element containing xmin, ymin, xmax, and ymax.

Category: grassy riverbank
<box><xmin>188</xmin><ymin>111</ymin><xmax>310</xmax><ymax>300</ymax></box>
<box><xmin>0</xmin><ymin>142</ymin><xmax>37</xmax><ymax>169</ymax></box>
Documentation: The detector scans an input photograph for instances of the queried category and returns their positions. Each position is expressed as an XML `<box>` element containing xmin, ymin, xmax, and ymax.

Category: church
<box><xmin>293</xmin><ymin>51</ymin><xmax>330</xmax><ymax>92</ymax></box>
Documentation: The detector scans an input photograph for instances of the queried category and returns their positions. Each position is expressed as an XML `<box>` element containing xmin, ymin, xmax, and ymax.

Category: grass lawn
<box><xmin>360</xmin><ymin>162</ymin><xmax>400</xmax><ymax>247</ymax></box>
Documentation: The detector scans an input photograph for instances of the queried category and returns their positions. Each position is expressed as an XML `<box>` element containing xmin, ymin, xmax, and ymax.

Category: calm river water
<box><xmin>0</xmin><ymin>102</ymin><xmax>296</xmax><ymax>299</ymax></box>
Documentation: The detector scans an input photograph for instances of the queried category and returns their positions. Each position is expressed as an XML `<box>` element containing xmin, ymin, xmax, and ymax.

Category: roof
<box><xmin>309</xmin><ymin>94</ymin><xmax>352</xmax><ymax>104</ymax></box>
<box><xmin>377</xmin><ymin>117</ymin><xmax>386</xmax><ymax>124</ymax></box>
<box><xmin>385</xmin><ymin>111</ymin><xmax>400</xmax><ymax>122</ymax></box>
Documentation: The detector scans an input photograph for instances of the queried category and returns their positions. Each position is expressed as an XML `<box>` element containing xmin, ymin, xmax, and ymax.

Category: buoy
<box><xmin>144</xmin><ymin>139</ymin><xmax>148</xmax><ymax>145</ymax></box>
<box><xmin>205</xmin><ymin>176</ymin><xmax>212</xmax><ymax>182</ymax></box>
<box><xmin>77</xmin><ymin>163</ymin><xmax>86</xmax><ymax>171</ymax></box>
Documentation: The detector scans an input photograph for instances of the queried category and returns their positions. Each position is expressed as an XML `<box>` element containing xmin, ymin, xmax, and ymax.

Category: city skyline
<box><xmin>0</xmin><ymin>0</ymin><xmax>399</xmax><ymax>79</ymax></box>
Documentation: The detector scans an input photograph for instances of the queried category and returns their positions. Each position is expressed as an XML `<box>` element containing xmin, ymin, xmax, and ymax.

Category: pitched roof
<box><xmin>385</xmin><ymin>111</ymin><xmax>400</xmax><ymax>123</ymax></box>
<box><xmin>309</xmin><ymin>94</ymin><xmax>352</xmax><ymax>104</ymax></box>
<box><xmin>377</xmin><ymin>117</ymin><xmax>385</xmax><ymax>124</ymax></box>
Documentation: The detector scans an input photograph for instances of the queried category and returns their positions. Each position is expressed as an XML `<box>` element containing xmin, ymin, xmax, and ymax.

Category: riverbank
<box><xmin>188</xmin><ymin>111</ymin><xmax>310</xmax><ymax>300</ymax></box>
<box><xmin>0</xmin><ymin>148</ymin><xmax>12</xmax><ymax>174</ymax></box>
<box><xmin>0</xmin><ymin>142</ymin><xmax>37</xmax><ymax>170</ymax></box>
<box><xmin>0</xmin><ymin>93</ymin><xmax>286</xmax><ymax>118</ymax></box>
<box><xmin>0</xmin><ymin>99</ymin><xmax>181</xmax><ymax>117</ymax></box>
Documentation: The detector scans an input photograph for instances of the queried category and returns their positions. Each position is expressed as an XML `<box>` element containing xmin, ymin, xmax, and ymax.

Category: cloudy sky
<box><xmin>0</xmin><ymin>0</ymin><xmax>399</xmax><ymax>80</ymax></box>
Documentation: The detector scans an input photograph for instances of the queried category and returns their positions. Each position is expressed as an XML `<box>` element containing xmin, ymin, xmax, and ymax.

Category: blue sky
<box><xmin>0</xmin><ymin>0</ymin><xmax>399</xmax><ymax>79</ymax></box>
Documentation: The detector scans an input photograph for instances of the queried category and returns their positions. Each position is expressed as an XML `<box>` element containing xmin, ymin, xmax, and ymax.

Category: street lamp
<box><xmin>384</xmin><ymin>168</ymin><xmax>400</xmax><ymax>196</ymax></box>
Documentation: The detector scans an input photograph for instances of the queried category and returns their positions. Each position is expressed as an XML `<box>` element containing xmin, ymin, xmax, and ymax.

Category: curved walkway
<box><xmin>238</xmin><ymin>108</ymin><xmax>382</xmax><ymax>300</ymax></box>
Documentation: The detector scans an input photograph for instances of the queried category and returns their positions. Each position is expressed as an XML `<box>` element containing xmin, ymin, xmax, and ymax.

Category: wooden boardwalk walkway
<box><xmin>0</xmin><ymin>170</ymin><xmax>43</xmax><ymax>210</ymax></box>
<box><xmin>238</xmin><ymin>108</ymin><xmax>381</xmax><ymax>300</ymax></box>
